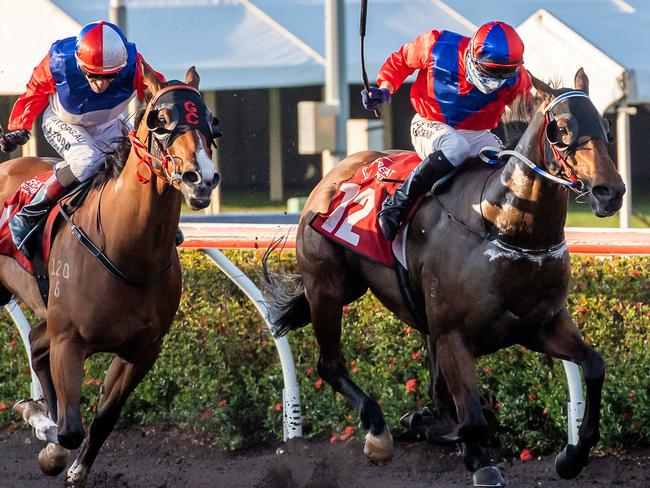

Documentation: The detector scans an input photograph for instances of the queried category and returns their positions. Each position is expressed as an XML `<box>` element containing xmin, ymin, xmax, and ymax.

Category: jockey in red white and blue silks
<box><xmin>360</xmin><ymin>21</ymin><xmax>532</xmax><ymax>240</ymax></box>
<box><xmin>3</xmin><ymin>20</ymin><xmax>165</xmax><ymax>259</ymax></box>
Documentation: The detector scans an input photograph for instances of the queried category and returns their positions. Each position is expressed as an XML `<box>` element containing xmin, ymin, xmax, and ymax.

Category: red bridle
<box><xmin>127</xmin><ymin>129</ymin><xmax>181</xmax><ymax>189</ymax></box>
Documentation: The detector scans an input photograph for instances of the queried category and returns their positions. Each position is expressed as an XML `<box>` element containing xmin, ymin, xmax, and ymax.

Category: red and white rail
<box><xmin>180</xmin><ymin>223</ymin><xmax>650</xmax><ymax>255</ymax></box>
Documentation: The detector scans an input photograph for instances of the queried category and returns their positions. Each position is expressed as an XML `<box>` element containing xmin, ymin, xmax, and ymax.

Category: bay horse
<box><xmin>263</xmin><ymin>69</ymin><xmax>624</xmax><ymax>486</ymax></box>
<box><xmin>0</xmin><ymin>66</ymin><xmax>219</xmax><ymax>486</ymax></box>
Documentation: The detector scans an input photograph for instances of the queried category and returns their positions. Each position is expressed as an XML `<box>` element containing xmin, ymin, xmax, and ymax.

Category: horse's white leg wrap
<box><xmin>13</xmin><ymin>399</ymin><xmax>57</xmax><ymax>443</ymax></box>
<box><xmin>363</xmin><ymin>424</ymin><xmax>394</xmax><ymax>464</ymax></box>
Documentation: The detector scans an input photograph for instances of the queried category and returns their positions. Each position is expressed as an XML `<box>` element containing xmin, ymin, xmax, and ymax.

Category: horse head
<box><xmin>132</xmin><ymin>65</ymin><xmax>221</xmax><ymax>210</ymax></box>
<box><xmin>531</xmin><ymin>69</ymin><xmax>625</xmax><ymax>217</ymax></box>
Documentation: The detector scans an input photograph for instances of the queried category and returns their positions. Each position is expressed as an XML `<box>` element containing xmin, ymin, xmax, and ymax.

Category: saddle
<box><xmin>0</xmin><ymin>171</ymin><xmax>91</xmax><ymax>305</ymax></box>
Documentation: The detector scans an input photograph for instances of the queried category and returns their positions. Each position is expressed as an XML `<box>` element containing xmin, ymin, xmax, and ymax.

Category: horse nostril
<box><xmin>211</xmin><ymin>173</ymin><xmax>220</xmax><ymax>187</ymax></box>
<box><xmin>592</xmin><ymin>185</ymin><xmax>613</xmax><ymax>200</ymax></box>
<box><xmin>182</xmin><ymin>171</ymin><xmax>201</xmax><ymax>185</ymax></box>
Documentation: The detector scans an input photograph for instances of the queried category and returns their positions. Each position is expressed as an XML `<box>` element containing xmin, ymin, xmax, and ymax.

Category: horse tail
<box><xmin>261</xmin><ymin>238</ymin><xmax>311</xmax><ymax>338</ymax></box>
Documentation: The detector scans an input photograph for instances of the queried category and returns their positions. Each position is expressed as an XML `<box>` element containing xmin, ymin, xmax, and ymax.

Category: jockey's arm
<box><xmin>8</xmin><ymin>55</ymin><xmax>56</xmax><ymax>131</ymax></box>
<box><xmin>376</xmin><ymin>30</ymin><xmax>440</xmax><ymax>94</ymax></box>
<box><xmin>133</xmin><ymin>53</ymin><xmax>166</xmax><ymax>100</ymax></box>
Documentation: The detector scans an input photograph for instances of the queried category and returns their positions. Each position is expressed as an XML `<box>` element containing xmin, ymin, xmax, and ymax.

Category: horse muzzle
<box><xmin>590</xmin><ymin>183</ymin><xmax>625</xmax><ymax>217</ymax></box>
<box><xmin>181</xmin><ymin>171</ymin><xmax>220</xmax><ymax>210</ymax></box>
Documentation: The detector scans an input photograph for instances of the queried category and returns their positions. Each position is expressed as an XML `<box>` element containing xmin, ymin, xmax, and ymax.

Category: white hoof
<box><xmin>66</xmin><ymin>459</ymin><xmax>88</xmax><ymax>488</ymax></box>
<box><xmin>363</xmin><ymin>425</ymin><xmax>394</xmax><ymax>464</ymax></box>
<box><xmin>38</xmin><ymin>442</ymin><xmax>69</xmax><ymax>476</ymax></box>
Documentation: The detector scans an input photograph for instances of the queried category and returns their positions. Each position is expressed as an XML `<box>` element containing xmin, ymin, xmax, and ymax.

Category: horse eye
<box><xmin>558</xmin><ymin>127</ymin><xmax>568</xmax><ymax>134</ymax></box>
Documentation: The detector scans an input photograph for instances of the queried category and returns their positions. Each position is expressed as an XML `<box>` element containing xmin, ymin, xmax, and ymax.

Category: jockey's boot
<box><xmin>9</xmin><ymin>173</ymin><xmax>72</xmax><ymax>260</ymax></box>
<box><xmin>377</xmin><ymin>150</ymin><xmax>455</xmax><ymax>240</ymax></box>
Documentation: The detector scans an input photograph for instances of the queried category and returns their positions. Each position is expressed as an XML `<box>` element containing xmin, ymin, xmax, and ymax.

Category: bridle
<box><xmin>480</xmin><ymin>91</ymin><xmax>611</xmax><ymax>194</ymax></box>
<box><xmin>127</xmin><ymin>84</ymin><xmax>221</xmax><ymax>189</ymax></box>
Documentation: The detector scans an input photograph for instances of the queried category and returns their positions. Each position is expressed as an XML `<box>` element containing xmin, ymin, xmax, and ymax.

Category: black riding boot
<box><xmin>9</xmin><ymin>173</ymin><xmax>73</xmax><ymax>260</ymax></box>
<box><xmin>377</xmin><ymin>150</ymin><xmax>455</xmax><ymax>240</ymax></box>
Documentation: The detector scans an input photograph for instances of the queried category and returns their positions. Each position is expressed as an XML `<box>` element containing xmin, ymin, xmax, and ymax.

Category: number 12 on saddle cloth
<box><xmin>310</xmin><ymin>152</ymin><xmax>421</xmax><ymax>267</ymax></box>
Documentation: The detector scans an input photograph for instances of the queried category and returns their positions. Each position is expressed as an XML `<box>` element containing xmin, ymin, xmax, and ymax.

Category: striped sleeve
<box><xmin>377</xmin><ymin>30</ymin><xmax>439</xmax><ymax>94</ymax></box>
<box><xmin>8</xmin><ymin>54</ymin><xmax>57</xmax><ymax>131</ymax></box>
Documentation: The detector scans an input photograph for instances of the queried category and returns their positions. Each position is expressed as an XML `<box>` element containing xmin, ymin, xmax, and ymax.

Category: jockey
<box><xmin>361</xmin><ymin>21</ymin><xmax>532</xmax><ymax>240</ymax></box>
<box><xmin>1</xmin><ymin>21</ymin><xmax>165</xmax><ymax>259</ymax></box>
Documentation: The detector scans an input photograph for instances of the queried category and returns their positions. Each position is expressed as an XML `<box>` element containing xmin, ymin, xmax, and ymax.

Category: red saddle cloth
<box><xmin>310</xmin><ymin>151</ymin><xmax>421</xmax><ymax>267</ymax></box>
<box><xmin>0</xmin><ymin>171</ymin><xmax>55</xmax><ymax>273</ymax></box>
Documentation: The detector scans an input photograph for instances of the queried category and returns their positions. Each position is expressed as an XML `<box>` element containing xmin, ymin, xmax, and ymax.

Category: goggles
<box><xmin>80</xmin><ymin>68</ymin><xmax>117</xmax><ymax>81</ymax></box>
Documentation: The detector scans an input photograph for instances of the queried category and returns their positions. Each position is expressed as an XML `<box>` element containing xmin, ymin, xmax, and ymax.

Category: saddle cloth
<box><xmin>0</xmin><ymin>171</ymin><xmax>58</xmax><ymax>273</ymax></box>
<box><xmin>310</xmin><ymin>152</ymin><xmax>421</xmax><ymax>267</ymax></box>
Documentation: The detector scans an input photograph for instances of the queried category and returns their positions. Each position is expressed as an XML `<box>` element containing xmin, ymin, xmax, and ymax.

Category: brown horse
<box><xmin>263</xmin><ymin>69</ymin><xmax>624</xmax><ymax>486</ymax></box>
<box><xmin>0</xmin><ymin>66</ymin><xmax>219</xmax><ymax>486</ymax></box>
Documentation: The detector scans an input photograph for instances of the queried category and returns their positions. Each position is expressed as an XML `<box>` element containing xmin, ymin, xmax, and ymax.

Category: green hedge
<box><xmin>1</xmin><ymin>251</ymin><xmax>648</xmax><ymax>455</ymax></box>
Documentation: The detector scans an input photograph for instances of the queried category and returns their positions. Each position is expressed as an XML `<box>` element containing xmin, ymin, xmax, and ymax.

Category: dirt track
<box><xmin>1</xmin><ymin>425</ymin><xmax>649</xmax><ymax>487</ymax></box>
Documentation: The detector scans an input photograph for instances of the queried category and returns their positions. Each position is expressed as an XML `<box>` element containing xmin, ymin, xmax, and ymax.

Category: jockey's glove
<box><xmin>361</xmin><ymin>87</ymin><xmax>391</xmax><ymax>111</ymax></box>
<box><xmin>0</xmin><ymin>129</ymin><xmax>30</xmax><ymax>153</ymax></box>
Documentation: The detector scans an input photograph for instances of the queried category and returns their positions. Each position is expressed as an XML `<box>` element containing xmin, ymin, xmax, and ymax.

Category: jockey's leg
<box><xmin>8</xmin><ymin>166</ymin><xmax>78</xmax><ymax>259</ymax></box>
<box><xmin>377</xmin><ymin>117</ymin><xmax>469</xmax><ymax>240</ymax></box>
<box><xmin>377</xmin><ymin>150</ymin><xmax>455</xmax><ymax>240</ymax></box>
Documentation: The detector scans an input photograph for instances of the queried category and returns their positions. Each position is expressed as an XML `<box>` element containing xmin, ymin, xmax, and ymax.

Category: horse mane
<box><xmin>90</xmin><ymin>104</ymin><xmax>148</xmax><ymax>190</ymax></box>
<box><xmin>499</xmin><ymin>94</ymin><xmax>538</xmax><ymax>149</ymax></box>
<box><xmin>499</xmin><ymin>78</ymin><xmax>563</xmax><ymax>149</ymax></box>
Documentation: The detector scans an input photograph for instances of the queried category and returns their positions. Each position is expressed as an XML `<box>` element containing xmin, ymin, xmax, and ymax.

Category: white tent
<box><xmin>0</xmin><ymin>0</ymin><xmax>80</xmax><ymax>95</ymax></box>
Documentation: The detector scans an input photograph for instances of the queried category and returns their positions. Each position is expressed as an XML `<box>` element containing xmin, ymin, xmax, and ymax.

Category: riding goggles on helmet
<box><xmin>80</xmin><ymin>68</ymin><xmax>117</xmax><ymax>81</ymax></box>
<box><xmin>465</xmin><ymin>53</ymin><xmax>507</xmax><ymax>94</ymax></box>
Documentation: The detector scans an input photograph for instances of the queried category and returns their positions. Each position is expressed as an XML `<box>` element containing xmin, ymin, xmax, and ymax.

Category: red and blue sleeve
<box><xmin>134</xmin><ymin>53</ymin><xmax>166</xmax><ymax>101</ymax></box>
<box><xmin>377</xmin><ymin>30</ymin><xmax>440</xmax><ymax>94</ymax></box>
<box><xmin>8</xmin><ymin>54</ymin><xmax>57</xmax><ymax>131</ymax></box>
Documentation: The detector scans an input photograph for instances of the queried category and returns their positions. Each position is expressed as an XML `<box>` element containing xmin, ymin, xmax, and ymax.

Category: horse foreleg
<box><xmin>67</xmin><ymin>346</ymin><xmax>161</xmax><ymax>487</ymax></box>
<box><xmin>49</xmin><ymin>334</ymin><xmax>87</xmax><ymax>450</ymax></box>
<box><xmin>29</xmin><ymin>322</ymin><xmax>58</xmax><ymax>420</ymax></box>
<box><xmin>436</xmin><ymin>330</ymin><xmax>505</xmax><ymax>487</ymax></box>
<box><xmin>310</xmin><ymin>293</ymin><xmax>392</xmax><ymax>463</ymax></box>
<box><xmin>526</xmin><ymin>308</ymin><xmax>603</xmax><ymax>480</ymax></box>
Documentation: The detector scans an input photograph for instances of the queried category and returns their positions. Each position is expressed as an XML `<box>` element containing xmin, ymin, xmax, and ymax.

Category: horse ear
<box><xmin>142</xmin><ymin>62</ymin><xmax>163</xmax><ymax>97</ymax></box>
<box><xmin>574</xmin><ymin>67</ymin><xmax>589</xmax><ymax>94</ymax></box>
<box><xmin>186</xmin><ymin>66</ymin><xmax>200</xmax><ymax>90</ymax></box>
<box><xmin>529</xmin><ymin>71</ymin><xmax>555</xmax><ymax>101</ymax></box>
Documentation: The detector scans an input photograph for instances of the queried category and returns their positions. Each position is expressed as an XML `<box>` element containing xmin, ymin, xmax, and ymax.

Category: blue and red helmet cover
<box><xmin>470</xmin><ymin>21</ymin><xmax>524</xmax><ymax>69</ymax></box>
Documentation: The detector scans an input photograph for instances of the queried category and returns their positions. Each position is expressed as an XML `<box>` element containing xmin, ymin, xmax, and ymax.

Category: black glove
<box><xmin>360</xmin><ymin>87</ymin><xmax>391</xmax><ymax>111</ymax></box>
<box><xmin>0</xmin><ymin>129</ymin><xmax>30</xmax><ymax>153</ymax></box>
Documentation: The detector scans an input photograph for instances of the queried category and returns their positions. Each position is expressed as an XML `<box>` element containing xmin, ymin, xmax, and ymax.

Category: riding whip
<box><xmin>360</xmin><ymin>0</ymin><xmax>381</xmax><ymax>118</ymax></box>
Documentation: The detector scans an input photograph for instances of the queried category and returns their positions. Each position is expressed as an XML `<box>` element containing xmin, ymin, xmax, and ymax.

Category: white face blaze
<box><xmin>195</xmin><ymin>137</ymin><xmax>216</xmax><ymax>183</ymax></box>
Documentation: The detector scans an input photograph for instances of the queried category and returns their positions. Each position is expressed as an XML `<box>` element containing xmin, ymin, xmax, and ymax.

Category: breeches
<box><xmin>42</xmin><ymin>107</ymin><xmax>125</xmax><ymax>182</ymax></box>
<box><xmin>410</xmin><ymin>114</ymin><xmax>503</xmax><ymax>166</ymax></box>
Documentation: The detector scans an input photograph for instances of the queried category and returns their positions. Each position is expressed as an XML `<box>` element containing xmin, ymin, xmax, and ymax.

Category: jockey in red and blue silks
<box><xmin>361</xmin><ymin>21</ymin><xmax>532</xmax><ymax>240</ymax></box>
<box><xmin>1</xmin><ymin>20</ymin><xmax>165</xmax><ymax>259</ymax></box>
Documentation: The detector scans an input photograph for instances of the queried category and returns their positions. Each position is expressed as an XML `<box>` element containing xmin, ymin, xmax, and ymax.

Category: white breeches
<box><xmin>42</xmin><ymin>106</ymin><xmax>126</xmax><ymax>182</ymax></box>
<box><xmin>410</xmin><ymin>113</ymin><xmax>503</xmax><ymax>166</ymax></box>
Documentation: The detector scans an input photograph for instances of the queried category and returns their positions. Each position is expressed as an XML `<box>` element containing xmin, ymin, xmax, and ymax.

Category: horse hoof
<box><xmin>555</xmin><ymin>445</ymin><xmax>585</xmax><ymax>479</ymax></box>
<box><xmin>472</xmin><ymin>465</ymin><xmax>506</xmax><ymax>487</ymax></box>
<box><xmin>66</xmin><ymin>459</ymin><xmax>88</xmax><ymax>487</ymax></box>
<box><xmin>38</xmin><ymin>443</ymin><xmax>69</xmax><ymax>476</ymax></box>
<box><xmin>363</xmin><ymin>425</ymin><xmax>393</xmax><ymax>464</ymax></box>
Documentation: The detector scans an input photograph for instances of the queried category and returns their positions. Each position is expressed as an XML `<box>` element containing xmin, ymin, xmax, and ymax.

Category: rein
<box><xmin>57</xmin><ymin>183</ymin><xmax>172</xmax><ymax>287</ymax></box>
<box><xmin>431</xmin><ymin>93</ymin><xmax>600</xmax><ymax>255</ymax></box>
